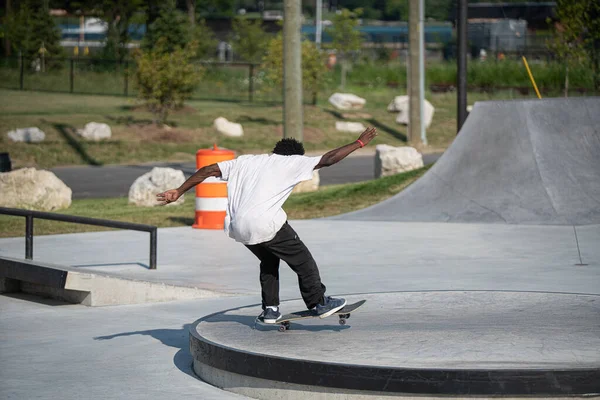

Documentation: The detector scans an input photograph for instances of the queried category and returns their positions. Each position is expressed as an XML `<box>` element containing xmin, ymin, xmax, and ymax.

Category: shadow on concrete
<box><xmin>206</xmin><ymin>312</ymin><xmax>351</xmax><ymax>333</ymax></box>
<box><xmin>1</xmin><ymin>292</ymin><xmax>74</xmax><ymax>307</ymax></box>
<box><xmin>72</xmin><ymin>262</ymin><xmax>150</xmax><ymax>269</ymax></box>
<box><xmin>367</xmin><ymin>118</ymin><xmax>407</xmax><ymax>142</ymax></box>
<box><xmin>94</xmin><ymin>324</ymin><xmax>196</xmax><ymax>378</ymax></box>
<box><xmin>48</xmin><ymin>121</ymin><xmax>103</xmax><ymax>166</ymax></box>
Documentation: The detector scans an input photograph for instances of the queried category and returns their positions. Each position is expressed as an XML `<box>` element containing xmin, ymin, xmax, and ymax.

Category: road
<box><xmin>51</xmin><ymin>153</ymin><xmax>442</xmax><ymax>199</ymax></box>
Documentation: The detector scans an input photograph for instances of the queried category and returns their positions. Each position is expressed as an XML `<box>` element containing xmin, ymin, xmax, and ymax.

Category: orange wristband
<box><xmin>356</xmin><ymin>139</ymin><xmax>365</xmax><ymax>148</ymax></box>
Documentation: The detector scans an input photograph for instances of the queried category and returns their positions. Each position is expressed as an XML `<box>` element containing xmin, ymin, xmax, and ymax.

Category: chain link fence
<box><xmin>0</xmin><ymin>55</ymin><xmax>293</xmax><ymax>103</ymax></box>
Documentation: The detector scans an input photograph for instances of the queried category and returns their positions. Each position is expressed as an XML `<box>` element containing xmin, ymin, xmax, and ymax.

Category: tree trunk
<box><xmin>186</xmin><ymin>0</ymin><xmax>195</xmax><ymax>26</ymax></box>
<box><xmin>564</xmin><ymin>65</ymin><xmax>569</xmax><ymax>97</ymax></box>
<box><xmin>340</xmin><ymin>59</ymin><xmax>347</xmax><ymax>89</ymax></box>
<box><xmin>4</xmin><ymin>0</ymin><xmax>11</xmax><ymax>56</ymax></box>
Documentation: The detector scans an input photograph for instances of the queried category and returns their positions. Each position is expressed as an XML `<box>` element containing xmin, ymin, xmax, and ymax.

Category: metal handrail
<box><xmin>0</xmin><ymin>207</ymin><xmax>157</xmax><ymax>269</ymax></box>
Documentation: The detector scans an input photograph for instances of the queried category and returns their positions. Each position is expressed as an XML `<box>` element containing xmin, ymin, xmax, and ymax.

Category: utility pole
<box><xmin>283</xmin><ymin>0</ymin><xmax>303</xmax><ymax>141</ymax></box>
<box><xmin>315</xmin><ymin>0</ymin><xmax>323</xmax><ymax>48</ymax></box>
<box><xmin>408</xmin><ymin>0</ymin><xmax>424</xmax><ymax>144</ymax></box>
<box><xmin>457</xmin><ymin>0</ymin><xmax>468</xmax><ymax>133</ymax></box>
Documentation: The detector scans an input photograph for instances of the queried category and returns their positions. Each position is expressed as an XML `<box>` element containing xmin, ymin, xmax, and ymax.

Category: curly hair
<box><xmin>272</xmin><ymin>138</ymin><xmax>305</xmax><ymax>156</ymax></box>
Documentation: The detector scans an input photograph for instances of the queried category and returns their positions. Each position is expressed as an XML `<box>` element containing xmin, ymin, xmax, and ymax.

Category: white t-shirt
<box><xmin>217</xmin><ymin>154</ymin><xmax>322</xmax><ymax>245</ymax></box>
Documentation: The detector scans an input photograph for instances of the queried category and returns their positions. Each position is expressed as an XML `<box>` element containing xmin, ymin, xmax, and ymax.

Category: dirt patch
<box><xmin>125</xmin><ymin>124</ymin><xmax>204</xmax><ymax>143</ymax></box>
<box><xmin>125</xmin><ymin>104</ymin><xmax>197</xmax><ymax>115</ymax></box>
<box><xmin>274</xmin><ymin>125</ymin><xmax>325</xmax><ymax>143</ymax></box>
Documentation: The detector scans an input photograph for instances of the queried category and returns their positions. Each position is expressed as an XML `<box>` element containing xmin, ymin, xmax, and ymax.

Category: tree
<box><xmin>326</xmin><ymin>8</ymin><xmax>364</xmax><ymax>89</ymax></box>
<box><xmin>262</xmin><ymin>34</ymin><xmax>327</xmax><ymax>105</ymax></box>
<box><xmin>191</xmin><ymin>19</ymin><xmax>218</xmax><ymax>60</ymax></box>
<box><xmin>133</xmin><ymin>39</ymin><xmax>203</xmax><ymax>125</ymax></box>
<box><xmin>142</xmin><ymin>0</ymin><xmax>190</xmax><ymax>54</ymax></box>
<box><xmin>99</xmin><ymin>0</ymin><xmax>145</xmax><ymax>63</ymax></box>
<box><xmin>231</xmin><ymin>18</ymin><xmax>271</xmax><ymax>63</ymax></box>
<box><xmin>5</xmin><ymin>0</ymin><xmax>65</xmax><ymax>69</ymax></box>
<box><xmin>548</xmin><ymin>0</ymin><xmax>600</xmax><ymax>92</ymax></box>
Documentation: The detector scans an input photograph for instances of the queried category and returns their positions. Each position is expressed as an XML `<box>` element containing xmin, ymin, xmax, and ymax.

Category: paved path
<box><xmin>1</xmin><ymin>221</ymin><xmax>599</xmax><ymax>399</ymax></box>
<box><xmin>51</xmin><ymin>153</ymin><xmax>443</xmax><ymax>199</ymax></box>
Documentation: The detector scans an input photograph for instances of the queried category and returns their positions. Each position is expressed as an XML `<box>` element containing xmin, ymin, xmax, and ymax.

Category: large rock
<box><xmin>0</xmin><ymin>168</ymin><xmax>72</xmax><ymax>210</ymax></box>
<box><xmin>335</xmin><ymin>121</ymin><xmax>366</xmax><ymax>134</ymax></box>
<box><xmin>214</xmin><ymin>117</ymin><xmax>243</xmax><ymax>137</ymax></box>
<box><xmin>328</xmin><ymin>93</ymin><xmax>366</xmax><ymax>110</ymax></box>
<box><xmin>77</xmin><ymin>122</ymin><xmax>111</xmax><ymax>141</ymax></box>
<box><xmin>129</xmin><ymin>167</ymin><xmax>186</xmax><ymax>207</ymax></box>
<box><xmin>7</xmin><ymin>127</ymin><xmax>45</xmax><ymax>143</ymax></box>
<box><xmin>388</xmin><ymin>96</ymin><xmax>435</xmax><ymax>128</ymax></box>
<box><xmin>375</xmin><ymin>145</ymin><xmax>424</xmax><ymax>178</ymax></box>
<box><xmin>292</xmin><ymin>170</ymin><xmax>320</xmax><ymax>194</ymax></box>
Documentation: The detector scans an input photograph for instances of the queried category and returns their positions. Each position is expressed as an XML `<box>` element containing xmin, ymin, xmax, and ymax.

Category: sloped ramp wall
<box><xmin>337</xmin><ymin>97</ymin><xmax>600</xmax><ymax>225</ymax></box>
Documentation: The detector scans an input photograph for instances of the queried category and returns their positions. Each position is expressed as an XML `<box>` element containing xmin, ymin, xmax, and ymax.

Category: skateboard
<box><xmin>256</xmin><ymin>300</ymin><xmax>366</xmax><ymax>332</ymax></box>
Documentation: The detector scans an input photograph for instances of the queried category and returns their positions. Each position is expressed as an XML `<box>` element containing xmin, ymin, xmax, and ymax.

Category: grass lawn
<box><xmin>0</xmin><ymin>166</ymin><xmax>429</xmax><ymax>238</ymax></box>
<box><xmin>0</xmin><ymin>87</ymin><xmax>540</xmax><ymax>169</ymax></box>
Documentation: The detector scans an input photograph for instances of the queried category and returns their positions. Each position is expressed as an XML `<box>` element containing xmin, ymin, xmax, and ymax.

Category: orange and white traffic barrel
<box><xmin>192</xmin><ymin>144</ymin><xmax>234</xmax><ymax>230</ymax></box>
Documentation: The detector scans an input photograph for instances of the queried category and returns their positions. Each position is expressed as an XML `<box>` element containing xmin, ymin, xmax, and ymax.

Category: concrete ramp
<box><xmin>338</xmin><ymin>97</ymin><xmax>600</xmax><ymax>225</ymax></box>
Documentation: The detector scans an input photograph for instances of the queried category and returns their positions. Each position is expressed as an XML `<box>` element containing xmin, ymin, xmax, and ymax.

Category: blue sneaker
<box><xmin>260</xmin><ymin>307</ymin><xmax>282</xmax><ymax>324</ymax></box>
<box><xmin>315</xmin><ymin>296</ymin><xmax>347</xmax><ymax>319</ymax></box>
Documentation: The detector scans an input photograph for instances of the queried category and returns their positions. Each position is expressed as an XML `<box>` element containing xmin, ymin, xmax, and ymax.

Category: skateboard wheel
<box><xmin>339</xmin><ymin>318</ymin><xmax>346</xmax><ymax>325</ymax></box>
<box><xmin>278</xmin><ymin>325</ymin><xmax>286</xmax><ymax>332</ymax></box>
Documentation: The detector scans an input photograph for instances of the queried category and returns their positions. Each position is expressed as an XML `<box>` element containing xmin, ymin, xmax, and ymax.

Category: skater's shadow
<box><xmin>207</xmin><ymin>312</ymin><xmax>351</xmax><ymax>332</ymax></box>
<box><xmin>94</xmin><ymin>324</ymin><xmax>196</xmax><ymax>378</ymax></box>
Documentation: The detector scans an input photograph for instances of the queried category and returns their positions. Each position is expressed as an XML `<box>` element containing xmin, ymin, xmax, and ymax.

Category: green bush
<box><xmin>134</xmin><ymin>40</ymin><xmax>203</xmax><ymax>125</ymax></box>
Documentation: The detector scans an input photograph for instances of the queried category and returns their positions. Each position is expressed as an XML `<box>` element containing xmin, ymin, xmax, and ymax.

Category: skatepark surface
<box><xmin>1</xmin><ymin>97</ymin><xmax>600</xmax><ymax>399</ymax></box>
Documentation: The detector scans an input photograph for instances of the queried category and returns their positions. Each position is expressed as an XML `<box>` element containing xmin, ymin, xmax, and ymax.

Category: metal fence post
<box><xmin>248</xmin><ymin>63</ymin><xmax>254</xmax><ymax>102</ymax></box>
<box><xmin>70</xmin><ymin>58</ymin><xmax>74</xmax><ymax>93</ymax></box>
<box><xmin>20</xmin><ymin>52</ymin><xmax>24</xmax><ymax>90</ymax></box>
<box><xmin>124</xmin><ymin>60</ymin><xmax>129</xmax><ymax>97</ymax></box>
<box><xmin>149</xmin><ymin>228</ymin><xmax>157</xmax><ymax>269</ymax></box>
<box><xmin>25</xmin><ymin>215</ymin><xmax>33</xmax><ymax>259</ymax></box>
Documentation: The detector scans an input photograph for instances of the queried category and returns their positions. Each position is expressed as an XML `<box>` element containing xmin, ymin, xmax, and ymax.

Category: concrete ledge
<box><xmin>190</xmin><ymin>292</ymin><xmax>600</xmax><ymax>398</ymax></box>
<box><xmin>0</xmin><ymin>256</ymin><xmax>228</xmax><ymax>306</ymax></box>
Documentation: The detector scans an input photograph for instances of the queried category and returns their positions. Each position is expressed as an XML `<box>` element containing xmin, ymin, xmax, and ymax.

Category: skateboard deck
<box><xmin>256</xmin><ymin>300</ymin><xmax>366</xmax><ymax>332</ymax></box>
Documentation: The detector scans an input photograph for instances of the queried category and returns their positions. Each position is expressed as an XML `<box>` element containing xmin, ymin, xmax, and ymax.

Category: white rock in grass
<box><xmin>335</xmin><ymin>121</ymin><xmax>366</xmax><ymax>134</ymax></box>
<box><xmin>77</xmin><ymin>122</ymin><xmax>112</xmax><ymax>141</ymax></box>
<box><xmin>388</xmin><ymin>95</ymin><xmax>435</xmax><ymax>128</ymax></box>
<box><xmin>328</xmin><ymin>93</ymin><xmax>366</xmax><ymax>110</ymax></box>
<box><xmin>293</xmin><ymin>170</ymin><xmax>320</xmax><ymax>194</ymax></box>
<box><xmin>214</xmin><ymin>117</ymin><xmax>244</xmax><ymax>137</ymax></box>
<box><xmin>0</xmin><ymin>168</ymin><xmax>71</xmax><ymax>210</ymax></box>
<box><xmin>129</xmin><ymin>167</ymin><xmax>185</xmax><ymax>207</ymax></box>
<box><xmin>375</xmin><ymin>145</ymin><xmax>424</xmax><ymax>178</ymax></box>
<box><xmin>7</xmin><ymin>127</ymin><xmax>45</xmax><ymax>143</ymax></box>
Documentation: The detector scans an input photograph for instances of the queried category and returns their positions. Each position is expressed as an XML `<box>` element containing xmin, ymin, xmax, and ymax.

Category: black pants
<box><xmin>245</xmin><ymin>222</ymin><xmax>326</xmax><ymax>310</ymax></box>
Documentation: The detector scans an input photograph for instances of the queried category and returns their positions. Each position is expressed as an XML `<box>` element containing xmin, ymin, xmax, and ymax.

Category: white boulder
<box><xmin>292</xmin><ymin>170</ymin><xmax>320</xmax><ymax>194</ymax></box>
<box><xmin>375</xmin><ymin>145</ymin><xmax>424</xmax><ymax>178</ymax></box>
<box><xmin>0</xmin><ymin>168</ymin><xmax>72</xmax><ymax>211</ymax></box>
<box><xmin>7</xmin><ymin>127</ymin><xmax>45</xmax><ymax>143</ymax></box>
<box><xmin>388</xmin><ymin>96</ymin><xmax>435</xmax><ymax>128</ymax></box>
<box><xmin>129</xmin><ymin>167</ymin><xmax>186</xmax><ymax>207</ymax></box>
<box><xmin>77</xmin><ymin>122</ymin><xmax>112</xmax><ymax>141</ymax></box>
<box><xmin>335</xmin><ymin>121</ymin><xmax>366</xmax><ymax>134</ymax></box>
<box><xmin>214</xmin><ymin>117</ymin><xmax>244</xmax><ymax>137</ymax></box>
<box><xmin>328</xmin><ymin>93</ymin><xmax>366</xmax><ymax>110</ymax></box>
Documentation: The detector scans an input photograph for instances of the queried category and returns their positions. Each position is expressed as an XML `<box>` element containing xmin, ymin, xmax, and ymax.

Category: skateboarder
<box><xmin>157</xmin><ymin>127</ymin><xmax>377</xmax><ymax>323</ymax></box>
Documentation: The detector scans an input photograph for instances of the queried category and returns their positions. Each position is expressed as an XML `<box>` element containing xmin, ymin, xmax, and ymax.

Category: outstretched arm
<box><xmin>315</xmin><ymin>127</ymin><xmax>377</xmax><ymax>169</ymax></box>
<box><xmin>156</xmin><ymin>164</ymin><xmax>222</xmax><ymax>206</ymax></box>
